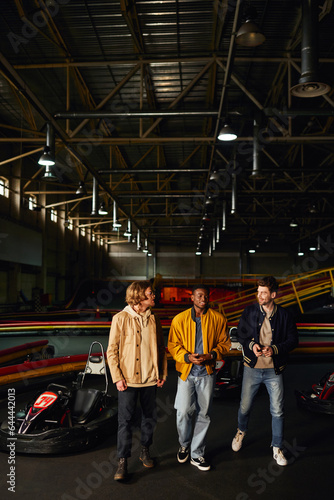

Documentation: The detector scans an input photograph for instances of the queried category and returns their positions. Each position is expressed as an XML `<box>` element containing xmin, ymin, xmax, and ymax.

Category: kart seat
<box><xmin>71</xmin><ymin>388</ymin><xmax>103</xmax><ymax>424</ymax></box>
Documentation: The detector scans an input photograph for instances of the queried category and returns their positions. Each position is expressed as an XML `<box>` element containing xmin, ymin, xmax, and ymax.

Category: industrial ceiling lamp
<box><xmin>76</xmin><ymin>181</ymin><xmax>87</xmax><ymax>195</ymax></box>
<box><xmin>40</xmin><ymin>123</ymin><xmax>57</xmax><ymax>180</ymax></box>
<box><xmin>143</xmin><ymin>238</ymin><xmax>149</xmax><ymax>253</ymax></box>
<box><xmin>41</xmin><ymin>163</ymin><xmax>57</xmax><ymax>181</ymax></box>
<box><xmin>98</xmin><ymin>201</ymin><xmax>108</xmax><ymax>215</ymax></box>
<box><xmin>290</xmin><ymin>219</ymin><xmax>298</xmax><ymax>228</ymax></box>
<box><xmin>205</xmin><ymin>196</ymin><xmax>214</xmax><ymax>208</ymax></box>
<box><xmin>39</xmin><ymin>147</ymin><xmax>55</xmax><ymax>167</ymax></box>
<box><xmin>236</xmin><ymin>5</ymin><xmax>265</xmax><ymax>47</ymax></box>
<box><xmin>217</xmin><ymin>123</ymin><xmax>237</xmax><ymax>141</ymax></box>
<box><xmin>291</xmin><ymin>0</ymin><xmax>330</xmax><ymax>97</ymax></box>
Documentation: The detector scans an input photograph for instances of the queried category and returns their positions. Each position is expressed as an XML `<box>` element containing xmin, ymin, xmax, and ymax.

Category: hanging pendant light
<box><xmin>217</xmin><ymin>123</ymin><xmax>237</xmax><ymax>141</ymax></box>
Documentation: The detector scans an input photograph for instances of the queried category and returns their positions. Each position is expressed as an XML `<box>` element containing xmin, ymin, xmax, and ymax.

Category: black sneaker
<box><xmin>177</xmin><ymin>446</ymin><xmax>189</xmax><ymax>463</ymax></box>
<box><xmin>190</xmin><ymin>457</ymin><xmax>211</xmax><ymax>471</ymax></box>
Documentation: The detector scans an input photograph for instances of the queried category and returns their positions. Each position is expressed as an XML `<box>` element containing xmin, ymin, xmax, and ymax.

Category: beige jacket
<box><xmin>107</xmin><ymin>305</ymin><xmax>168</xmax><ymax>385</ymax></box>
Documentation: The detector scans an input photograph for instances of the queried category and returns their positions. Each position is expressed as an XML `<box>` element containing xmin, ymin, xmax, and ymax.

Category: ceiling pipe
<box><xmin>141</xmin><ymin>225</ymin><xmax>199</xmax><ymax>229</ymax></box>
<box><xmin>135</xmin><ymin>213</ymin><xmax>203</xmax><ymax>218</ymax></box>
<box><xmin>208</xmin><ymin>240</ymin><xmax>212</xmax><ymax>257</ymax></box>
<box><xmin>291</xmin><ymin>0</ymin><xmax>330</xmax><ymax>97</ymax></box>
<box><xmin>137</xmin><ymin>229</ymin><xmax>141</xmax><ymax>250</ymax></box>
<box><xmin>55</xmin><ymin>111</ymin><xmax>218</xmax><ymax>119</ymax></box>
<box><xmin>264</xmin><ymin>108</ymin><xmax>334</xmax><ymax>116</ymax></box>
<box><xmin>216</xmin><ymin>220</ymin><xmax>220</xmax><ymax>243</ymax></box>
<box><xmin>98</xmin><ymin>169</ymin><xmax>208</xmax><ymax>174</ymax></box>
<box><xmin>231</xmin><ymin>175</ymin><xmax>237</xmax><ymax>215</ymax></box>
<box><xmin>91</xmin><ymin>177</ymin><xmax>98</xmax><ymax>215</ymax></box>
<box><xmin>251</xmin><ymin>118</ymin><xmax>261</xmax><ymax>178</ymax></box>
<box><xmin>222</xmin><ymin>201</ymin><xmax>227</xmax><ymax>231</ymax></box>
<box><xmin>116</xmin><ymin>194</ymin><xmax>205</xmax><ymax>198</ymax></box>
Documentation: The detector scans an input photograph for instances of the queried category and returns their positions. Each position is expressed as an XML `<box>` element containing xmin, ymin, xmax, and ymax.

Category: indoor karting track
<box><xmin>0</xmin><ymin>357</ymin><xmax>333</xmax><ymax>500</ymax></box>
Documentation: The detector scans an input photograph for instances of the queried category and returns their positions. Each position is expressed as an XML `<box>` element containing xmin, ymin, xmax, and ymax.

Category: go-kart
<box><xmin>0</xmin><ymin>341</ymin><xmax>117</xmax><ymax>454</ymax></box>
<box><xmin>214</xmin><ymin>327</ymin><xmax>243</xmax><ymax>397</ymax></box>
<box><xmin>295</xmin><ymin>370</ymin><xmax>334</xmax><ymax>415</ymax></box>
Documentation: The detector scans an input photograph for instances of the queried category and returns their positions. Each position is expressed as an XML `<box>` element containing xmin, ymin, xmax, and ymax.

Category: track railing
<box><xmin>216</xmin><ymin>268</ymin><xmax>334</xmax><ymax>322</ymax></box>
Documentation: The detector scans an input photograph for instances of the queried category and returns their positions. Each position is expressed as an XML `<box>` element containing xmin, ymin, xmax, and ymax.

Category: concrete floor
<box><xmin>0</xmin><ymin>358</ymin><xmax>333</xmax><ymax>500</ymax></box>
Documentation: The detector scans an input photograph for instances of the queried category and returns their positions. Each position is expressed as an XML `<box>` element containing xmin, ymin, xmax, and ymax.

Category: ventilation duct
<box><xmin>91</xmin><ymin>177</ymin><xmax>98</xmax><ymax>215</ymax></box>
<box><xmin>291</xmin><ymin>0</ymin><xmax>330</xmax><ymax>97</ymax></box>
<box><xmin>231</xmin><ymin>157</ymin><xmax>237</xmax><ymax>215</ymax></box>
<box><xmin>251</xmin><ymin>119</ymin><xmax>261</xmax><ymax>178</ymax></box>
<box><xmin>222</xmin><ymin>201</ymin><xmax>227</xmax><ymax>231</ymax></box>
<box><xmin>137</xmin><ymin>228</ymin><xmax>141</xmax><ymax>251</ymax></box>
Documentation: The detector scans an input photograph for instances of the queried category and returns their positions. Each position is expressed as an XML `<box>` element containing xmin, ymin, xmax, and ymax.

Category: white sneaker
<box><xmin>273</xmin><ymin>447</ymin><xmax>288</xmax><ymax>466</ymax></box>
<box><xmin>232</xmin><ymin>429</ymin><xmax>246</xmax><ymax>452</ymax></box>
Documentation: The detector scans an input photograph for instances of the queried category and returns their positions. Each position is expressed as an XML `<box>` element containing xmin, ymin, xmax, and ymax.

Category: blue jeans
<box><xmin>238</xmin><ymin>366</ymin><xmax>284</xmax><ymax>448</ymax></box>
<box><xmin>174</xmin><ymin>373</ymin><xmax>215</xmax><ymax>459</ymax></box>
<box><xmin>117</xmin><ymin>386</ymin><xmax>157</xmax><ymax>458</ymax></box>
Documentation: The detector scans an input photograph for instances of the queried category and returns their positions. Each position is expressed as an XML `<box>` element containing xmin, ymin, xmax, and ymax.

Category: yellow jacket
<box><xmin>168</xmin><ymin>307</ymin><xmax>230</xmax><ymax>381</ymax></box>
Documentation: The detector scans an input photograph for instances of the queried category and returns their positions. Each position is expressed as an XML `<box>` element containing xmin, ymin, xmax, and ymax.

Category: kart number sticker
<box><xmin>34</xmin><ymin>391</ymin><xmax>58</xmax><ymax>408</ymax></box>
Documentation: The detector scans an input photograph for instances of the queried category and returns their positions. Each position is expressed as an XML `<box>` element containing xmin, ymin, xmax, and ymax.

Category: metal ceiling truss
<box><xmin>0</xmin><ymin>0</ymin><xmax>333</xmax><ymax>252</ymax></box>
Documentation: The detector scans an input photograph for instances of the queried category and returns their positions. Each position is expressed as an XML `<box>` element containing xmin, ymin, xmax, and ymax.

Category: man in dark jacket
<box><xmin>231</xmin><ymin>276</ymin><xmax>298</xmax><ymax>466</ymax></box>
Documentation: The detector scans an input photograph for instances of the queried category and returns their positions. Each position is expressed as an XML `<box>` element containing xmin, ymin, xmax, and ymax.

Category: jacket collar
<box><xmin>259</xmin><ymin>303</ymin><xmax>277</xmax><ymax>319</ymax></box>
<box><xmin>191</xmin><ymin>305</ymin><xmax>209</xmax><ymax>321</ymax></box>
<box><xmin>123</xmin><ymin>305</ymin><xmax>151</xmax><ymax>325</ymax></box>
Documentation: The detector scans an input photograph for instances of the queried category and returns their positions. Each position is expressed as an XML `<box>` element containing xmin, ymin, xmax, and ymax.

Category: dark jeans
<box><xmin>117</xmin><ymin>385</ymin><xmax>157</xmax><ymax>458</ymax></box>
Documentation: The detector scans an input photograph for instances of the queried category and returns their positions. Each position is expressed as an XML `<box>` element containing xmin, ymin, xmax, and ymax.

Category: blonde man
<box><xmin>107</xmin><ymin>280</ymin><xmax>167</xmax><ymax>481</ymax></box>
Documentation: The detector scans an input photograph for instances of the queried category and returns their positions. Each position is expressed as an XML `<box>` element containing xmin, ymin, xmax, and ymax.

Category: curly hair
<box><xmin>126</xmin><ymin>280</ymin><xmax>151</xmax><ymax>306</ymax></box>
<box><xmin>257</xmin><ymin>276</ymin><xmax>279</xmax><ymax>293</ymax></box>
<box><xmin>192</xmin><ymin>284</ymin><xmax>210</xmax><ymax>296</ymax></box>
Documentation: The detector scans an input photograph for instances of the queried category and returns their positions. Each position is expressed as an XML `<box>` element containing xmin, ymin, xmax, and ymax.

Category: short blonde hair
<box><xmin>126</xmin><ymin>280</ymin><xmax>151</xmax><ymax>306</ymax></box>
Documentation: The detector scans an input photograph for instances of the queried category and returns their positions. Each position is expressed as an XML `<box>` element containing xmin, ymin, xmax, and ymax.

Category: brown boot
<box><xmin>139</xmin><ymin>446</ymin><xmax>154</xmax><ymax>468</ymax></box>
<box><xmin>114</xmin><ymin>458</ymin><xmax>128</xmax><ymax>480</ymax></box>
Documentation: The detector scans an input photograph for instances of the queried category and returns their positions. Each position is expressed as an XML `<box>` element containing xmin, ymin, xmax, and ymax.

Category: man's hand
<box><xmin>253</xmin><ymin>344</ymin><xmax>263</xmax><ymax>357</ymax></box>
<box><xmin>189</xmin><ymin>353</ymin><xmax>212</xmax><ymax>365</ymax></box>
<box><xmin>116</xmin><ymin>379</ymin><xmax>128</xmax><ymax>391</ymax></box>
<box><xmin>262</xmin><ymin>346</ymin><xmax>273</xmax><ymax>357</ymax></box>
<box><xmin>157</xmin><ymin>379</ymin><xmax>165</xmax><ymax>388</ymax></box>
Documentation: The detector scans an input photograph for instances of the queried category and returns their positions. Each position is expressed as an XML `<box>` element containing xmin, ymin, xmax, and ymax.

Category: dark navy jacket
<box><xmin>237</xmin><ymin>303</ymin><xmax>298</xmax><ymax>374</ymax></box>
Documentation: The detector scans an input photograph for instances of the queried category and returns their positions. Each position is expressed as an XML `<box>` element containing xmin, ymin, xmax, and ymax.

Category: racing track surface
<box><xmin>0</xmin><ymin>357</ymin><xmax>333</xmax><ymax>500</ymax></box>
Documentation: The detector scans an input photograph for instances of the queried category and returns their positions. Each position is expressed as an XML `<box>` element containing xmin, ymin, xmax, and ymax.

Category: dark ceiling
<box><xmin>0</xmin><ymin>0</ymin><xmax>334</xmax><ymax>255</ymax></box>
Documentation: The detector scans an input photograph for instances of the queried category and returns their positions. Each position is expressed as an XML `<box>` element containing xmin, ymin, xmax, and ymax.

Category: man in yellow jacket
<box><xmin>168</xmin><ymin>285</ymin><xmax>230</xmax><ymax>471</ymax></box>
